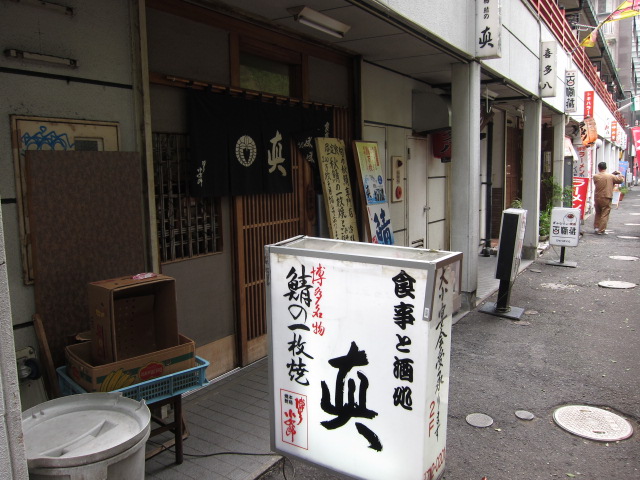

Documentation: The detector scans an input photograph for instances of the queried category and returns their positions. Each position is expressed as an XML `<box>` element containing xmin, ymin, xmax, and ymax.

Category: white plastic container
<box><xmin>22</xmin><ymin>393</ymin><xmax>151</xmax><ymax>480</ymax></box>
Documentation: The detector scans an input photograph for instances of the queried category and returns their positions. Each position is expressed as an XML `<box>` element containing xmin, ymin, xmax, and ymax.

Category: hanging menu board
<box><xmin>353</xmin><ymin>141</ymin><xmax>394</xmax><ymax>245</ymax></box>
<box><xmin>316</xmin><ymin>138</ymin><xmax>359</xmax><ymax>241</ymax></box>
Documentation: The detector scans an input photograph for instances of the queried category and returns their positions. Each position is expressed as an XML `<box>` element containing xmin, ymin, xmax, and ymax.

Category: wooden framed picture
<box><xmin>10</xmin><ymin>115</ymin><xmax>120</xmax><ymax>284</ymax></box>
<box><xmin>315</xmin><ymin>137</ymin><xmax>359</xmax><ymax>241</ymax></box>
<box><xmin>353</xmin><ymin>140</ymin><xmax>394</xmax><ymax>244</ymax></box>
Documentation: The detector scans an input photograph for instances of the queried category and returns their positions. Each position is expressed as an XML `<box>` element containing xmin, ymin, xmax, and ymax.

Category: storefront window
<box><xmin>240</xmin><ymin>52</ymin><xmax>291</xmax><ymax>96</ymax></box>
<box><xmin>152</xmin><ymin>133</ymin><xmax>222</xmax><ymax>263</ymax></box>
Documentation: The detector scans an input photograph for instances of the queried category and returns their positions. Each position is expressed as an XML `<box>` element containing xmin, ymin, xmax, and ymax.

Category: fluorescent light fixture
<box><xmin>10</xmin><ymin>0</ymin><xmax>74</xmax><ymax>16</ymax></box>
<box><xmin>287</xmin><ymin>6</ymin><xmax>350</xmax><ymax>39</ymax></box>
<box><xmin>4</xmin><ymin>49</ymin><xmax>78</xmax><ymax>67</ymax></box>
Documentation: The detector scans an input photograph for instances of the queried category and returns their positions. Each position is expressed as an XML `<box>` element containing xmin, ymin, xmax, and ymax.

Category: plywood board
<box><xmin>26</xmin><ymin>151</ymin><xmax>146</xmax><ymax>368</ymax></box>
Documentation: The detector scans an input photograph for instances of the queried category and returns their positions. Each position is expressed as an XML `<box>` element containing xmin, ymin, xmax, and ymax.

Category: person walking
<box><xmin>592</xmin><ymin>161</ymin><xmax>624</xmax><ymax>234</ymax></box>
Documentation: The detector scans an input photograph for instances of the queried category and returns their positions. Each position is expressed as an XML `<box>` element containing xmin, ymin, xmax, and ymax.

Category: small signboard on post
<box><xmin>547</xmin><ymin>207</ymin><xmax>580</xmax><ymax>268</ymax></box>
<box><xmin>479</xmin><ymin>208</ymin><xmax>527</xmax><ymax>320</ymax></box>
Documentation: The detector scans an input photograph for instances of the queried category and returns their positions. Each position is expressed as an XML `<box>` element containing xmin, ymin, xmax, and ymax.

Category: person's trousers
<box><xmin>594</xmin><ymin>196</ymin><xmax>612</xmax><ymax>233</ymax></box>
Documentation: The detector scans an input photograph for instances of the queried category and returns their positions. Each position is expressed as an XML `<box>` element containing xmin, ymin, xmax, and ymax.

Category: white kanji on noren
<box><xmin>196</xmin><ymin>160</ymin><xmax>206</xmax><ymax>186</ymax></box>
<box><xmin>268</xmin><ymin>130</ymin><xmax>287</xmax><ymax>176</ymax></box>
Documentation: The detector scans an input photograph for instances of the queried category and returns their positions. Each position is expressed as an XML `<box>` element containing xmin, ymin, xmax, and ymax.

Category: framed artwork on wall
<box><xmin>10</xmin><ymin>115</ymin><xmax>120</xmax><ymax>284</ymax></box>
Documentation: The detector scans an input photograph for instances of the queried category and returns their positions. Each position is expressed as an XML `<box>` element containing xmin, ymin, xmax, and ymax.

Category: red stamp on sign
<box><xmin>280</xmin><ymin>389</ymin><xmax>308</xmax><ymax>449</ymax></box>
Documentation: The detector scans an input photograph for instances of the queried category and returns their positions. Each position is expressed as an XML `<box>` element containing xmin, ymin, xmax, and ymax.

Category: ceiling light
<box><xmin>287</xmin><ymin>6</ymin><xmax>351</xmax><ymax>39</ymax></box>
<box><xmin>4</xmin><ymin>49</ymin><xmax>77</xmax><ymax>67</ymax></box>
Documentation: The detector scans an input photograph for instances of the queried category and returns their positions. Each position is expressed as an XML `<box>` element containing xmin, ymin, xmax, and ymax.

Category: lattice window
<box><xmin>152</xmin><ymin>132</ymin><xmax>221</xmax><ymax>263</ymax></box>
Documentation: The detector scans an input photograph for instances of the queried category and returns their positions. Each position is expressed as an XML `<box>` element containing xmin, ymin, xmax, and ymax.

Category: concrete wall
<box><xmin>361</xmin><ymin>62</ymin><xmax>452</xmax><ymax>248</ymax></box>
<box><xmin>0</xmin><ymin>204</ymin><xmax>28</xmax><ymax>480</ymax></box>
<box><xmin>361</xmin><ymin>62</ymin><xmax>413</xmax><ymax>245</ymax></box>
<box><xmin>373</xmin><ymin>0</ymin><xmax>474</xmax><ymax>54</ymax></box>
<box><xmin>0</xmin><ymin>0</ymin><xmax>139</xmax><ymax>410</ymax></box>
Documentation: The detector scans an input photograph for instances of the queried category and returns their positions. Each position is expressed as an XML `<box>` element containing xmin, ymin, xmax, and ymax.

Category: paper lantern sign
<box><xmin>579</xmin><ymin>116</ymin><xmax>597</xmax><ymax>146</ymax></box>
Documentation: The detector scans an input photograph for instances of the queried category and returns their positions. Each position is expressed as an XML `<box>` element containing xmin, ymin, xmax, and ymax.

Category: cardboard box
<box><xmin>89</xmin><ymin>274</ymin><xmax>179</xmax><ymax>365</ymax></box>
<box><xmin>65</xmin><ymin>334</ymin><xmax>195</xmax><ymax>393</ymax></box>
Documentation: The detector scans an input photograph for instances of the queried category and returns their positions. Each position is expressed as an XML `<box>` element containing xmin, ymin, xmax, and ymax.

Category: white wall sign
<box><xmin>267</xmin><ymin>237</ymin><xmax>460</xmax><ymax>480</ymax></box>
<box><xmin>549</xmin><ymin>208</ymin><xmax>580</xmax><ymax>247</ymax></box>
<box><xmin>565</xmin><ymin>70</ymin><xmax>577</xmax><ymax>113</ymax></box>
<box><xmin>540</xmin><ymin>42</ymin><xmax>557</xmax><ymax>97</ymax></box>
<box><xmin>476</xmin><ymin>0</ymin><xmax>502</xmax><ymax>59</ymax></box>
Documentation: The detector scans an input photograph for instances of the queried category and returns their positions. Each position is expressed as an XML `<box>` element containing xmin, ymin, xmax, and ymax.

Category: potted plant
<box><xmin>509</xmin><ymin>180</ymin><xmax>571</xmax><ymax>241</ymax></box>
<box><xmin>619</xmin><ymin>185</ymin><xmax>629</xmax><ymax>201</ymax></box>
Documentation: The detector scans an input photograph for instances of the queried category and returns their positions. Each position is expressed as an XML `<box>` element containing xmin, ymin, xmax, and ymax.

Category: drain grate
<box><xmin>553</xmin><ymin>405</ymin><xmax>633</xmax><ymax>442</ymax></box>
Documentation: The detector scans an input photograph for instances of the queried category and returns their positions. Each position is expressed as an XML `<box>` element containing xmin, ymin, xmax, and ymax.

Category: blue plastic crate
<box><xmin>57</xmin><ymin>356</ymin><xmax>209</xmax><ymax>404</ymax></box>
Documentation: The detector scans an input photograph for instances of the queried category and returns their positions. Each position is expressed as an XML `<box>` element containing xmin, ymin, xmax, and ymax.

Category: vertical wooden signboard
<box><xmin>353</xmin><ymin>141</ymin><xmax>394</xmax><ymax>244</ymax></box>
<box><xmin>315</xmin><ymin>138</ymin><xmax>359</xmax><ymax>241</ymax></box>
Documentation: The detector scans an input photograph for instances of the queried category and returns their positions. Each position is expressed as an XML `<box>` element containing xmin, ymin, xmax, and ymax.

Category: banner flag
<box><xmin>581</xmin><ymin>1</ymin><xmax>640</xmax><ymax>47</ymax></box>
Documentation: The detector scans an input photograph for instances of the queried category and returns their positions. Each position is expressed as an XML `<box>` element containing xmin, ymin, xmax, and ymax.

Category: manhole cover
<box><xmin>553</xmin><ymin>405</ymin><xmax>633</xmax><ymax>441</ymax></box>
<box><xmin>515</xmin><ymin>410</ymin><xmax>535</xmax><ymax>421</ymax></box>
<box><xmin>466</xmin><ymin>413</ymin><xmax>493</xmax><ymax>428</ymax></box>
<box><xmin>609</xmin><ymin>256</ymin><xmax>639</xmax><ymax>261</ymax></box>
<box><xmin>598</xmin><ymin>280</ymin><xmax>637</xmax><ymax>289</ymax></box>
<box><xmin>617</xmin><ymin>236</ymin><xmax>640</xmax><ymax>240</ymax></box>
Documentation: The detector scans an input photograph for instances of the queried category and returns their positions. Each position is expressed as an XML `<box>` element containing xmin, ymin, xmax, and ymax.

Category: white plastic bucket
<box><xmin>22</xmin><ymin>393</ymin><xmax>150</xmax><ymax>480</ymax></box>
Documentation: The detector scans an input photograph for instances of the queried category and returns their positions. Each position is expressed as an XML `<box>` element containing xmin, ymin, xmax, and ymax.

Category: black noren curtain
<box><xmin>189</xmin><ymin>90</ymin><xmax>332</xmax><ymax>196</ymax></box>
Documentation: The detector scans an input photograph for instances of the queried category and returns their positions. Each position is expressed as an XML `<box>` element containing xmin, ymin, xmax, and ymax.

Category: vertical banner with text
<box><xmin>565</xmin><ymin>70</ymin><xmax>577</xmax><ymax>113</ymax></box>
<box><xmin>572</xmin><ymin>177</ymin><xmax>590</xmax><ymax>219</ymax></box>
<box><xmin>540</xmin><ymin>42</ymin><xmax>557</xmax><ymax>97</ymax></box>
<box><xmin>584</xmin><ymin>91</ymin><xmax>594</xmax><ymax>117</ymax></box>
<box><xmin>476</xmin><ymin>0</ymin><xmax>502</xmax><ymax>59</ymax></box>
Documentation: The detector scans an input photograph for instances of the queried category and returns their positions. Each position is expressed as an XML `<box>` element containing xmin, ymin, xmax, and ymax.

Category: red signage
<box><xmin>611</xmin><ymin>121</ymin><xmax>617</xmax><ymax>142</ymax></box>
<box><xmin>431</xmin><ymin>128</ymin><xmax>452</xmax><ymax>159</ymax></box>
<box><xmin>631</xmin><ymin>127</ymin><xmax>640</xmax><ymax>151</ymax></box>
<box><xmin>140</xmin><ymin>362</ymin><xmax>164</xmax><ymax>381</ymax></box>
<box><xmin>584</xmin><ymin>91</ymin><xmax>594</xmax><ymax>117</ymax></box>
<box><xmin>572</xmin><ymin>177</ymin><xmax>590</xmax><ymax>219</ymax></box>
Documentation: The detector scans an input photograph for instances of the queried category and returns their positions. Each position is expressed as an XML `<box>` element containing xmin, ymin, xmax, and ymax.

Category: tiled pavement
<box><xmin>144</xmin><ymin>253</ymin><xmax>531</xmax><ymax>480</ymax></box>
<box><xmin>145</xmin><ymin>359</ymin><xmax>278</xmax><ymax>479</ymax></box>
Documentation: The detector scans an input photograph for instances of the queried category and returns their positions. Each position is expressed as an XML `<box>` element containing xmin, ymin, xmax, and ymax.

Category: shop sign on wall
<box><xmin>540</xmin><ymin>42</ymin><xmax>557</xmax><ymax>97</ymax></box>
<box><xmin>476</xmin><ymin>0</ymin><xmax>502</xmax><ymax>59</ymax></box>
<box><xmin>565</xmin><ymin>70</ymin><xmax>577</xmax><ymax>113</ymax></box>
<box><xmin>353</xmin><ymin>141</ymin><xmax>394</xmax><ymax>245</ymax></box>
<box><xmin>316</xmin><ymin>138</ymin><xmax>359</xmax><ymax>242</ymax></box>
<box><xmin>391</xmin><ymin>156</ymin><xmax>405</xmax><ymax>203</ymax></box>
<box><xmin>584</xmin><ymin>91</ymin><xmax>594</xmax><ymax>117</ymax></box>
<box><xmin>573</xmin><ymin>145</ymin><xmax>589</xmax><ymax>178</ymax></box>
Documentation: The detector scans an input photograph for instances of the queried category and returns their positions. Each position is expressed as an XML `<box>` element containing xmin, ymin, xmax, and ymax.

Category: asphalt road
<box><xmin>259</xmin><ymin>189</ymin><xmax>640</xmax><ymax>480</ymax></box>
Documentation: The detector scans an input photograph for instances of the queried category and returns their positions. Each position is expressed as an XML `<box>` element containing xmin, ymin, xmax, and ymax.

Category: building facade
<box><xmin>0</xmin><ymin>1</ymin><xmax>633</xmax><ymax>474</ymax></box>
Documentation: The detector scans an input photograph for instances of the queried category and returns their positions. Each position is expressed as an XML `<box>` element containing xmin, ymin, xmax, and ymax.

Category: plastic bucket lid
<box><xmin>22</xmin><ymin>393</ymin><xmax>150</xmax><ymax>469</ymax></box>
